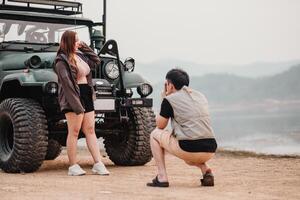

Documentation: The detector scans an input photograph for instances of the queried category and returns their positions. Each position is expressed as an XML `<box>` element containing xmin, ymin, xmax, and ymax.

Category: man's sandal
<box><xmin>147</xmin><ymin>176</ymin><xmax>169</xmax><ymax>187</ymax></box>
<box><xmin>201</xmin><ymin>171</ymin><xmax>214</xmax><ymax>186</ymax></box>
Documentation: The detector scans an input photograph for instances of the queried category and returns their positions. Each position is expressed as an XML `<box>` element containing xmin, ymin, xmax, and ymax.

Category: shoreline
<box><xmin>217</xmin><ymin>148</ymin><xmax>300</xmax><ymax>159</ymax></box>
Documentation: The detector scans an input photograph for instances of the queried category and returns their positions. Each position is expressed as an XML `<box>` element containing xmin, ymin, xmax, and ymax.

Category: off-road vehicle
<box><xmin>0</xmin><ymin>0</ymin><xmax>155</xmax><ymax>173</ymax></box>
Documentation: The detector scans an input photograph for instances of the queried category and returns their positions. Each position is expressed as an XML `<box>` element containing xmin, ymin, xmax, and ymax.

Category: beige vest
<box><xmin>165</xmin><ymin>86</ymin><xmax>215</xmax><ymax>140</ymax></box>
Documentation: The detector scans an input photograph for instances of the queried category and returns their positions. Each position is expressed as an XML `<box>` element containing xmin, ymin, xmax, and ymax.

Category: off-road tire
<box><xmin>0</xmin><ymin>98</ymin><xmax>48</xmax><ymax>173</ymax></box>
<box><xmin>45</xmin><ymin>139</ymin><xmax>62</xmax><ymax>160</ymax></box>
<box><xmin>104</xmin><ymin>107</ymin><xmax>155</xmax><ymax>165</ymax></box>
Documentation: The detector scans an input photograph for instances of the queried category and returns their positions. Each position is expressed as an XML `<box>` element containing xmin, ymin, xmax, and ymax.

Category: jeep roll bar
<box><xmin>103</xmin><ymin>0</ymin><xmax>106</xmax><ymax>41</ymax></box>
<box><xmin>1</xmin><ymin>0</ymin><xmax>82</xmax><ymax>15</ymax></box>
<box><xmin>99</xmin><ymin>39</ymin><xmax>125</xmax><ymax>96</ymax></box>
<box><xmin>1</xmin><ymin>0</ymin><xmax>107</xmax><ymax>43</ymax></box>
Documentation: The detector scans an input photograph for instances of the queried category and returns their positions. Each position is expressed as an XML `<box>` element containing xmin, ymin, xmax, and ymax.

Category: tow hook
<box><xmin>119</xmin><ymin>100</ymin><xmax>129</xmax><ymax>123</ymax></box>
<box><xmin>119</xmin><ymin>108</ymin><xmax>129</xmax><ymax>123</ymax></box>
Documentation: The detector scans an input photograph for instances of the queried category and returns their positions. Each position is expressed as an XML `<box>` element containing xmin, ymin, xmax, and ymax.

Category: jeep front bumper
<box><xmin>94</xmin><ymin>98</ymin><xmax>152</xmax><ymax>113</ymax></box>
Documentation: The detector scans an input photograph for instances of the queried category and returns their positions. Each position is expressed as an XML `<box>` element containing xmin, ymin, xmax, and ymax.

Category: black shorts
<box><xmin>178</xmin><ymin>138</ymin><xmax>217</xmax><ymax>153</ymax></box>
<box><xmin>62</xmin><ymin>84</ymin><xmax>94</xmax><ymax>114</ymax></box>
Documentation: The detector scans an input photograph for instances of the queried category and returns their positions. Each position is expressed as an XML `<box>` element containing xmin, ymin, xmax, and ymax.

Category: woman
<box><xmin>54</xmin><ymin>30</ymin><xmax>109</xmax><ymax>176</ymax></box>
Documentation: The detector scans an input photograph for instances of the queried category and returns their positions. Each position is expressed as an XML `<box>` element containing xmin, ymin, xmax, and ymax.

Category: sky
<box><xmin>78</xmin><ymin>0</ymin><xmax>300</xmax><ymax>65</ymax></box>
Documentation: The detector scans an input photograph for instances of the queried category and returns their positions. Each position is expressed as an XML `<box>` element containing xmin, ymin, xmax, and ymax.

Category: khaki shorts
<box><xmin>152</xmin><ymin>129</ymin><xmax>215</xmax><ymax>165</ymax></box>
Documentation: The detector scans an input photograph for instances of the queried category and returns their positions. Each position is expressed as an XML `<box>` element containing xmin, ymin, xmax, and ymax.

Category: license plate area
<box><xmin>94</xmin><ymin>99</ymin><xmax>115</xmax><ymax>112</ymax></box>
<box><xmin>123</xmin><ymin>98</ymin><xmax>153</xmax><ymax>107</ymax></box>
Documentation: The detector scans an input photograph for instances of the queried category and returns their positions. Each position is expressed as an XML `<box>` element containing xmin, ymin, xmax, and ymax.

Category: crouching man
<box><xmin>147</xmin><ymin>68</ymin><xmax>217</xmax><ymax>188</ymax></box>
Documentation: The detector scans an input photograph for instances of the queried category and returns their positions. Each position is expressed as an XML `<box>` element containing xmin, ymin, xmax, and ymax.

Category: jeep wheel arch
<box><xmin>123</xmin><ymin>72</ymin><xmax>150</xmax><ymax>88</ymax></box>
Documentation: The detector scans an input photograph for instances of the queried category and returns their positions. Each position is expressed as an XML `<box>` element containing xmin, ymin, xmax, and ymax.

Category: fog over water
<box><xmin>210</xmin><ymin>103</ymin><xmax>300</xmax><ymax>155</ymax></box>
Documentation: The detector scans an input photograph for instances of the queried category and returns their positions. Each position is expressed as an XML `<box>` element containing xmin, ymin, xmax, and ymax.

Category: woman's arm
<box><xmin>55</xmin><ymin>61</ymin><xmax>85</xmax><ymax>114</ymax></box>
<box><xmin>78</xmin><ymin>42</ymin><xmax>100</xmax><ymax>68</ymax></box>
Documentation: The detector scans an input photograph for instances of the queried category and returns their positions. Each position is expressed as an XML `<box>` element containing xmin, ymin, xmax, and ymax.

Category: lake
<box><xmin>210</xmin><ymin>101</ymin><xmax>300</xmax><ymax>155</ymax></box>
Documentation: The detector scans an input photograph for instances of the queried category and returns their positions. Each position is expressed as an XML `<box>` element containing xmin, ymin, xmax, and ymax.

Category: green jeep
<box><xmin>0</xmin><ymin>0</ymin><xmax>155</xmax><ymax>173</ymax></box>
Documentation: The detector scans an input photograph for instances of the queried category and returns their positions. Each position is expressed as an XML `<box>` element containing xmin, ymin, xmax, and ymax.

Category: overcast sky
<box><xmin>78</xmin><ymin>0</ymin><xmax>300</xmax><ymax>65</ymax></box>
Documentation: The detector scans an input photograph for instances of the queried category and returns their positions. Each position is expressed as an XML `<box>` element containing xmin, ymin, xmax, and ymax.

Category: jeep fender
<box><xmin>0</xmin><ymin>69</ymin><xmax>58</xmax><ymax>88</ymax></box>
<box><xmin>122</xmin><ymin>72</ymin><xmax>150</xmax><ymax>88</ymax></box>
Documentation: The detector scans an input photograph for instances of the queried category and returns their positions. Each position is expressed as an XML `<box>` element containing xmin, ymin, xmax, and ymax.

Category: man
<box><xmin>147</xmin><ymin>68</ymin><xmax>217</xmax><ymax>187</ymax></box>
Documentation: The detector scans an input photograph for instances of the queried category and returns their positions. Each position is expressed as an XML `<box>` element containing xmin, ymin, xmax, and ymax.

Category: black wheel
<box><xmin>104</xmin><ymin>107</ymin><xmax>155</xmax><ymax>166</ymax></box>
<box><xmin>0</xmin><ymin>98</ymin><xmax>48</xmax><ymax>173</ymax></box>
<box><xmin>45</xmin><ymin>139</ymin><xmax>62</xmax><ymax>160</ymax></box>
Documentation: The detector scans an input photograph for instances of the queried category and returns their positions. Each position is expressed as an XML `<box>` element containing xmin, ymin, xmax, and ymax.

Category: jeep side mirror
<box><xmin>91</xmin><ymin>29</ymin><xmax>104</xmax><ymax>50</ymax></box>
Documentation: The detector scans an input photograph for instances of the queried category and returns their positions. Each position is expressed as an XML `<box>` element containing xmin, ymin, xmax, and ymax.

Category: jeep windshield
<box><xmin>0</xmin><ymin>19</ymin><xmax>90</xmax><ymax>51</ymax></box>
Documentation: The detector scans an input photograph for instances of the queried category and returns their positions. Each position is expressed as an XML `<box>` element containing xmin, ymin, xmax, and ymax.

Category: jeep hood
<box><xmin>0</xmin><ymin>52</ymin><xmax>56</xmax><ymax>70</ymax></box>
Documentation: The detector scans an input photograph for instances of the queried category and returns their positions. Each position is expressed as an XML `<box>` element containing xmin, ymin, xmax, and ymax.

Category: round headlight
<box><xmin>104</xmin><ymin>61</ymin><xmax>119</xmax><ymax>80</ymax></box>
<box><xmin>137</xmin><ymin>83</ymin><xmax>153</xmax><ymax>97</ymax></box>
<box><xmin>44</xmin><ymin>82</ymin><xmax>58</xmax><ymax>95</ymax></box>
<box><xmin>124</xmin><ymin>57</ymin><xmax>135</xmax><ymax>72</ymax></box>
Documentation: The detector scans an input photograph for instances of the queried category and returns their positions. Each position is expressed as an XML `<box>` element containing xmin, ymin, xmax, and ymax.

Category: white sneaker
<box><xmin>92</xmin><ymin>162</ymin><xmax>110</xmax><ymax>175</ymax></box>
<box><xmin>68</xmin><ymin>164</ymin><xmax>86</xmax><ymax>176</ymax></box>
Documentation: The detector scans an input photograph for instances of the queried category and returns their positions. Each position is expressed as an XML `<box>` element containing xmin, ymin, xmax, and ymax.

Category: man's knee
<box><xmin>150</xmin><ymin>128</ymin><xmax>163</xmax><ymax>140</ymax></box>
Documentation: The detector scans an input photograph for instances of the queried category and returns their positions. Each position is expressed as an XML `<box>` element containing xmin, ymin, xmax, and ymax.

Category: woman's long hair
<box><xmin>57</xmin><ymin>30</ymin><xmax>77</xmax><ymax>68</ymax></box>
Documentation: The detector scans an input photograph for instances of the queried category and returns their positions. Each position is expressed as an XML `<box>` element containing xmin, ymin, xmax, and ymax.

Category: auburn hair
<box><xmin>57</xmin><ymin>30</ymin><xmax>77</xmax><ymax>68</ymax></box>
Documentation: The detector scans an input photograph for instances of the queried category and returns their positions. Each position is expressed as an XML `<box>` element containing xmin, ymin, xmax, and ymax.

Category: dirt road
<box><xmin>0</xmin><ymin>148</ymin><xmax>299</xmax><ymax>200</ymax></box>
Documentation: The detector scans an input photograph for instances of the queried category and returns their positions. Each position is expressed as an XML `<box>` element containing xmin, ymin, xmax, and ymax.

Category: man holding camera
<box><xmin>147</xmin><ymin>68</ymin><xmax>217</xmax><ymax>187</ymax></box>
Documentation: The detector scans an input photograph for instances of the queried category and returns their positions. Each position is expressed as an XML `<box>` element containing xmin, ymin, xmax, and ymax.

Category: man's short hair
<box><xmin>166</xmin><ymin>68</ymin><xmax>189</xmax><ymax>90</ymax></box>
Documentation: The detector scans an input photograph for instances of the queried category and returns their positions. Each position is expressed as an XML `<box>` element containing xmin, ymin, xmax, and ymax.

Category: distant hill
<box><xmin>135</xmin><ymin>59</ymin><xmax>300</xmax><ymax>84</ymax></box>
<box><xmin>151</xmin><ymin>65</ymin><xmax>300</xmax><ymax>108</ymax></box>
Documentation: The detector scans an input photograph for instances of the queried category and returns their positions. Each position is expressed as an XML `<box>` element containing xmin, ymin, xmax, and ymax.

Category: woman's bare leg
<box><xmin>65</xmin><ymin>112</ymin><xmax>84</xmax><ymax>166</ymax></box>
<box><xmin>81</xmin><ymin>111</ymin><xmax>101</xmax><ymax>163</ymax></box>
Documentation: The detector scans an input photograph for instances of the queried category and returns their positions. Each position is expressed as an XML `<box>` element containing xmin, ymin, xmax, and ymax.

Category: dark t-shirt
<box><xmin>160</xmin><ymin>98</ymin><xmax>217</xmax><ymax>153</ymax></box>
<box><xmin>160</xmin><ymin>98</ymin><xmax>174</xmax><ymax>118</ymax></box>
